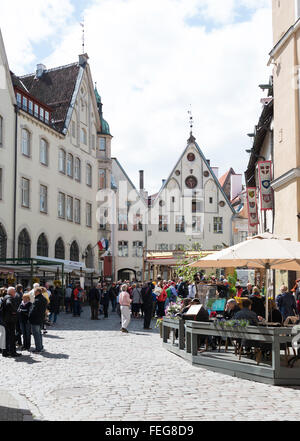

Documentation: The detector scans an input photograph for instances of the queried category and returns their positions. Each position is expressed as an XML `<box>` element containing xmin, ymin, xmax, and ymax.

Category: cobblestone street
<box><xmin>2</xmin><ymin>306</ymin><xmax>300</xmax><ymax>421</ymax></box>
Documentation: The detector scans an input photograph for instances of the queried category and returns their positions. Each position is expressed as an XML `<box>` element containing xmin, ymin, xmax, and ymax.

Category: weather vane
<box><xmin>188</xmin><ymin>105</ymin><xmax>194</xmax><ymax>133</ymax></box>
<box><xmin>80</xmin><ymin>20</ymin><xmax>85</xmax><ymax>53</ymax></box>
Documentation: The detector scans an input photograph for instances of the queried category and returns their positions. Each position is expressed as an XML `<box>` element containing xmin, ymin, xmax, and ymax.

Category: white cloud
<box><xmin>0</xmin><ymin>0</ymin><xmax>74</xmax><ymax>73</ymax></box>
<box><xmin>1</xmin><ymin>0</ymin><xmax>273</xmax><ymax>194</ymax></box>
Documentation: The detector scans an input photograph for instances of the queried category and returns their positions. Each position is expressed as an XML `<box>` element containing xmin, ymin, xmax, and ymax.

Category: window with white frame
<box><xmin>155</xmin><ymin>243</ymin><xmax>168</xmax><ymax>251</ymax></box>
<box><xmin>40</xmin><ymin>185</ymin><xmax>47</xmax><ymax>213</ymax></box>
<box><xmin>22</xmin><ymin>96</ymin><xmax>27</xmax><ymax>111</ymax></box>
<box><xmin>80</xmin><ymin>127</ymin><xmax>87</xmax><ymax>145</ymax></box>
<box><xmin>0</xmin><ymin>116</ymin><xmax>2</xmax><ymax>146</ymax></box>
<box><xmin>118</xmin><ymin>212</ymin><xmax>128</xmax><ymax>231</ymax></box>
<box><xmin>86</xmin><ymin>203</ymin><xmax>92</xmax><ymax>227</ymax></box>
<box><xmin>86</xmin><ymin>164</ymin><xmax>92</xmax><ymax>186</ymax></box>
<box><xmin>98</xmin><ymin>168</ymin><xmax>106</xmax><ymax>189</ymax></box>
<box><xmin>159</xmin><ymin>215</ymin><xmax>168</xmax><ymax>232</ymax></box>
<box><xmin>213</xmin><ymin>217</ymin><xmax>223</xmax><ymax>234</ymax></box>
<box><xmin>192</xmin><ymin>216</ymin><xmax>202</xmax><ymax>233</ymax></box>
<box><xmin>74</xmin><ymin>158</ymin><xmax>81</xmax><ymax>181</ymax></box>
<box><xmin>21</xmin><ymin>178</ymin><xmax>30</xmax><ymax>208</ymax></box>
<box><xmin>175</xmin><ymin>215</ymin><xmax>185</xmax><ymax>233</ymax></box>
<box><xmin>132</xmin><ymin>241</ymin><xmax>143</xmax><ymax>257</ymax></box>
<box><xmin>133</xmin><ymin>213</ymin><xmax>143</xmax><ymax>231</ymax></box>
<box><xmin>58</xmin><ymin>149</ymin><xmax>66</xmax><ymax>173</ymax></box>
<box><xmin>192</xmin><ymin>199</ymin><xmax>204</xmax><ymax>213</ymax></box>
<box><xmin>16</xmin><ymin>93</ymin><xmax>21</xmax><ymax>108</ymax></box>
<box><xmin>21</xmin><ymin>129</ymin><xmax>30</xmax><ymax>156</ymax></box>
<box><xmin>67</xmin><ymin>153</ymin><xmax>73</xmax><ymax>177</ymax></box>
<box><xmin>118</xmin><ymin>241</ymin><xmax>128</xmax><ymax>257</ymax></box>
<box><xmin>40</xmin><ymin>139</ymin><xmax>48</xmax><ymax>165</ymax></box>
<box><xmin>67</xmin><ymin>196</ymin><xmax>73</xmax><ymax>221</ymax></box>
<box><xmin>28</xmin><ymin>101</ymin><xmax>33</xmax><ymax>115</ymax></box>
<box><xmin>39</xmin><ymin>108</ymin><xmax>44</xmax><ymax>121</ymax></box>
<box><xmin>98</xmin><ymin>209</ymin><xmax>106</xmax><ymax>230</ymax></box>
<box><xmin>58</xmin><ymin>192</ymin><xmax>65</xmax><ymax>218</ymax></box>
<box><xmin>74</xmin><ymin>199</ymin><xmax>81</xmax><ymax>224</ymax></box>
<box><xmin>99</xmin><ymin>137</ymin><xmax>106</xmax><ymax>152</ymax></box>
<box><xmin>45</xmin><ymin>111</ymin><xmax>49</xmax><ymax>124</ymax></box>
<box><xmin>240</xmin><ymin>231</ymin><xmax>248</xmax><ymax>242</ymax></box>
<box><xmin>34</xmin><ymin>104</ymin><xmax>39</xmax><ymax>118</ymax></box>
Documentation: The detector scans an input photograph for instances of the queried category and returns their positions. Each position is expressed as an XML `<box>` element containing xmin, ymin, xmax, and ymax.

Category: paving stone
<box><xmin>1</xmin><ymin>306</ymin><xmax>300</xmax><ymax>420</ymax></box>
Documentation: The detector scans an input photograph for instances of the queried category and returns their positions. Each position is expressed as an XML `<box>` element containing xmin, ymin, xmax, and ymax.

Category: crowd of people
<box><xmin>1</xmin><ymin>273</ymin><xmax>300</xmax><ymax>357</ymax></box>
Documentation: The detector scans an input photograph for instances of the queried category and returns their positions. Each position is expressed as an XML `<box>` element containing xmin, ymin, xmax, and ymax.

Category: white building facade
<box><xmin>0</xmin><ymin>29</ymin><xmax>112</xmax><ymax>286</ymax></box>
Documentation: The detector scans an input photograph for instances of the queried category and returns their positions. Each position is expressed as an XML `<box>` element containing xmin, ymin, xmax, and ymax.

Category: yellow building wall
<box><xmin>273</xmin><ymin>38</ymin><xmax>298</xmax><ymax>178</ymax></box>
<box><xmin>274</xmin><ymin>180</ymin><xmax>299</xmax><ymax>240</ymax></box>
<box><xmin>272</xmin><ymin>0</ymin><xmax>296</xmax><ymax>44</ymax></box>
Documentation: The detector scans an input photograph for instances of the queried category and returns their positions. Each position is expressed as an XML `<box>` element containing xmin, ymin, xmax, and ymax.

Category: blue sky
<box><xmin>1</xmin><ymin>0</ymin><xmax>273</xmax><ymax>194</ymax></box>
<box><xmin>185</xmin><ymin>4</ymin><xmax>256</xmax><ymax>30</ymax></box>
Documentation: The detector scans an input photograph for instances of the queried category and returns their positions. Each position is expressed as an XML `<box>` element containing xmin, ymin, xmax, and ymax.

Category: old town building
<box><xmin>269</xmin><ymin>0</ymin><xmax>300</xmax><ymax>241</ymax></box>
<box><xmin>0</xmin><ymin>28</ymin><xmax>112</xmax><ymax>286</ymax></box>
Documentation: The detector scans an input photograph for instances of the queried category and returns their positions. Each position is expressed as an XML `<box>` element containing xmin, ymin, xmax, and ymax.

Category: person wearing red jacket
<box><xmin>157</xmin><ymin>282</ymin><xmax>168</xmax><ymax>318</ymax></box>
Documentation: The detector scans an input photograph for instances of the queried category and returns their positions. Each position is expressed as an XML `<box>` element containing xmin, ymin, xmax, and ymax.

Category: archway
<box><xmin>117</xmin><ymin>268</ymin><xmax>137</xmax><ymax>282</ymax></box>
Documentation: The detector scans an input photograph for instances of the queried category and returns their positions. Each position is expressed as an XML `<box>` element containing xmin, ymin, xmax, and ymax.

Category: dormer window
<box><xmin>40</xmin><ymin>108</ymin><xmax>44</xmax><ymax>122</ymax></box>
<box><xmin>16</xmin><ymin>93</ymin><xmax>21</xmax><ymax>108</ymax></box>
<box><xmin>22</xmin><ymin>96</ymin><xmax>27</xmax><ymax>111</ymax></box>
<box><xmin>34</xmin><ymin>104</ymin><xmax>39</xmax><ymax>118</ymax></box>
<box><xmin>45</xmin><ymin>111</ymin><xmax>49</xmax><ymax>124</ymax></box>
<box><xmin>28</xmin><ymin>101</ymin><xmax>33</xmax><ymax>115</ymax></box>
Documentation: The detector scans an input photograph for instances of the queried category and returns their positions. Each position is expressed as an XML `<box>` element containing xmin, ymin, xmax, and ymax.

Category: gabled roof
<box><xmin>219</xmin><ymin>168</ymin><xmax>235</xmax><ymax>189</ymax></box>
<box><xmin>0</xmin><ymin>29</ymin><xmax>16</xmax><ymax>106</ymax></box>
<box><xmin>112</xmin><ymin>158</ymin><xmax>148</xmax><ymax>208</ymax></box>
<box><xmin>19</xmin><ymin>63</ymin><xmax>80</xmax><ymax>132</ymax></box>
<box><xmin>153</xmin><ymin>132</ymin><xmax>235</xmax><ymax>214</ymax></box>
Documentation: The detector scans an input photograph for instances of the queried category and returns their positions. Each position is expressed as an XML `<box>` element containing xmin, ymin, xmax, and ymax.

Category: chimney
<box><xmin>211</xmin><ymin>167</ymin><xmax>219</xmax><ymax>178</ymax></box>
<box><xmin>230</xmin><ymin>174</ymin><xmax>243</xmax><ymax>201</ymax></box>
<box><xmin>79</xmin><ymin>53</ymin><xmax>89</xmax><ymax>67</ymax></box>
<box><xmin>36</xmin><ymin>64</ymin><xmax>46</xmax><ymax>79</ymax></box>
<box><xmin>139</xmin><ymin>170</ymin><xmax>144</xmax><ymax>190</ymax></box>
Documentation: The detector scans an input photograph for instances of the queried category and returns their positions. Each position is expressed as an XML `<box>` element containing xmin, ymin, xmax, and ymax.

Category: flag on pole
<box><xmin>97</xmin><ymin>238</ymin><xmax>108</xmax><ymax>251</ymax></box>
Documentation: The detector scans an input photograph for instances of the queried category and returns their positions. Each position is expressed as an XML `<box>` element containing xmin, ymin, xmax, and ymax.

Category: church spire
<box><xmin>187</xmin><ymin>106</ymin><xmax>196</xmax><ymax>143</ymax></box>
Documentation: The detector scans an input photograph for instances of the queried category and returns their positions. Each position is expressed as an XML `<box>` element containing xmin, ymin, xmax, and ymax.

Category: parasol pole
<box><xmin>265</xmin><ymin>263</ymin><xmax>270</xmax><ymax>322</ymax></box>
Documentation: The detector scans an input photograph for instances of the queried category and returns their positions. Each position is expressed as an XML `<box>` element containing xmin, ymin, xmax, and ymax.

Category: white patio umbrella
<box><xmin>190</xmin><ymin>232</ymin><xmax>300</xmax><ymax>321</ymax></box>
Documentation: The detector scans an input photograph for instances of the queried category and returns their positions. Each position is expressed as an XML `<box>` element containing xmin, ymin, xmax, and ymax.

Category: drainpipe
<box><xmin>13</xmin><ymin>104</ymin><xmax>18</xmax><ymax>260</ymax></box>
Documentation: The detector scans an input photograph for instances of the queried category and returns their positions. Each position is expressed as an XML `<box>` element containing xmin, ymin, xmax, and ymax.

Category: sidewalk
<box><xmin>0</xmin><ymin>390</ymin><xmax>34</xmax><ymax>421</ymax></box>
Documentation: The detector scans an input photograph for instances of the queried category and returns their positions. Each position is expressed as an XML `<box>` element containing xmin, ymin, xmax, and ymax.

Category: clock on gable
<box><xmin>185</xmin><ymin>176</ymin><xmax>197</xmax><ymax>189</ymax></box>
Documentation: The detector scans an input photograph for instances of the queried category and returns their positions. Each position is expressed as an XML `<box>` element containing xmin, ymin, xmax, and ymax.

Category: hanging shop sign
<box><xmin>246</xmin><ymin>187</ymin><xmax>259</xmax><ymax>229</ymax></box>
<box><xmin>258</xmin><ymin>160</ymin><xmax>273</xmax><ymax>211</ymax></box>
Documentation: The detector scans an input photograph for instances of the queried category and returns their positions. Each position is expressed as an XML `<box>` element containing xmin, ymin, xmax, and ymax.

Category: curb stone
<box><xmin>0</xmin><ymin>390</ymin><xmax>34</xmax><ymax>421</ymax></box>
